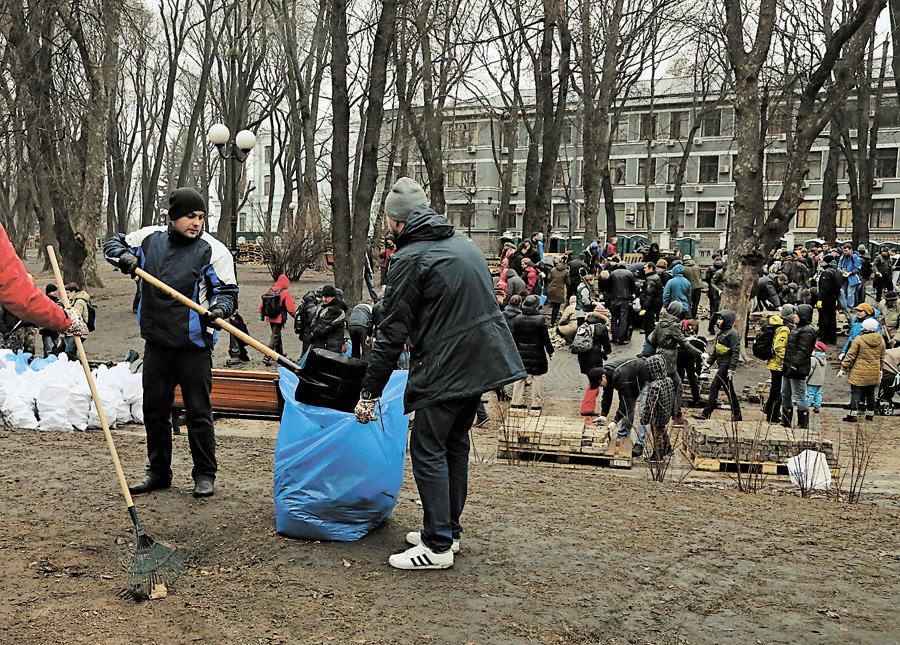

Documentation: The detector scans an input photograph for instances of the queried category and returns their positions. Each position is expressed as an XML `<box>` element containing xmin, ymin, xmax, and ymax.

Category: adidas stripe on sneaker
<box><xmin>406</xmin><ymin>531</ymin><xmax>460</xmax><ymax>554</ymax></box>
<box><xmin>388</xmin><ymin>543</ymin><xmax>453</xmax><ymax>570</ymax></box>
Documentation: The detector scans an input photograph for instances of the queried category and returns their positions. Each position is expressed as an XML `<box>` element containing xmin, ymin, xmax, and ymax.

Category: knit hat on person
<box><xmin>862</xmin><ymin>318</ymin><xmax>879</xmax><ymax>331</ymax></box>
<box><xmin>600</xmin><ymin>270</ymin><xmax>610</xmax><ymax>280</ymax></box>
<box><xmin>523</xmin><ymin>294</ymin><xmax>541</xmax><ymax>309</ymax></box>
<box><xmin>683</xmin><ymin>254</ymin><xmax>692</xmax><ymax>261</ymax></box>
<box><xmin>780</xmin><ymin>304</ymin><xmax>797</xmax><ymax>318</ymax></box>
<box><xmin>594</xmin><ymin>304</ymin><xmax>609</xmax><ymax>317</ymax></box>
<box><xmin>168</xmin><ymin>187</ymin><xmax>206</xmax><ymax>220</ymax></box>
<box><xmin>886</xmin><ymin>291</ymin><xmax>899</xmax><ymax>301</ymax></box>
<box><xmin>855</xmin><ymin>303</ymin><xmax>874</xmax><ymax>316</ymax></box>
<box><xmin>814</xmin><ymin>341</ymin><xmax>827</xmax><ymax>352</ymax></box>
<box><xmin>321</xmin><ymin>284</ymin><xmax>337</xmax><ymax>297</ymax></box>
<box><xmin>384</xmin><ymin>177</ymin><xmax>429</xmax><ymax>222</ymax></box>
<box><xmin>667</xmin><ymin>301</ymin><xmax>684</xmax><ymax>316</ymax></box>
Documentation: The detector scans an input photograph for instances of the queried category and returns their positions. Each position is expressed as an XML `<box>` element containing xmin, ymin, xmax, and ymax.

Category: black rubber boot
<box><xmin>797</xmin><ymin>409</ymin><xmax>809</xmax><ymax>430</ymax></box>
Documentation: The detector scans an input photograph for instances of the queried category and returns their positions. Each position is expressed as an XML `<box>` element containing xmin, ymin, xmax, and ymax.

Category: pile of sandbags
<box><xmin>0</xmin><ymin>350</ymin><xmax>143</xmax><ymax>432</ymax></box>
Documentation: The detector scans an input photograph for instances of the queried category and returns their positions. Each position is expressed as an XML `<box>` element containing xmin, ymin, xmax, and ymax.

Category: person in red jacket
<box><xmin>259</xmin><ymin>274</ymin><xmax>296</xmax><ymax>361</ymax></box>
<box><xmin>0</xmin><ymin>223</ymin><xmax>77</xmax><ymax>335</ymax></box>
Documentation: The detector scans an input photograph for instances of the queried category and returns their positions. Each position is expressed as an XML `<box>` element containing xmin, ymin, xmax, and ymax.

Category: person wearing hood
<box><xmin>642</xmin><ymin>242</ymin><xmax>661</xmax><ymax>265</ymax></box>
<box><xmin>681</xmin><ymin>255</ymin><xmax>703</xmax><ymax>318</ymax></box>
<box><xmin>817</xmin><ymin>256</ymin><xmax>842</xmax><ymax>344</ymax></box>
<box><xmin>556</xmin><ymin>295</ymin><xmax>580</xmax><ymax>344</ymax></box>
<box><xmin>635</xmin><ymin>354</ymin><xmax>676</xmax><ymax>458</ymax></box>
<box><xmin>782</xmin><ymin>282</ymin><xmax>801</xmax><ymax>305</ymax></box>
<box><xmin>707</xmin><ymin>259</ymin><xmax>725</xmax><ymax>335</ymax></box>
<box><xmin>840</xmin><ymin>317</ymin><xmax>886</xmax><ymax>422</ymax></box>
<box><xmin>874</xmin><ymin>246</ymin><xmax>894</xmax><ymax>303</ymax></box>
<box><xmin>546</xmin><ymin>260</ymin><xmax>570</xmax><ymax>325</ymax></box>
<box><xmin>567</xmin><ymin>253</ymin><xmax>589</xmax><ymax>301</ymax></box>
<box><xmin>693</xmin><ymin>310</ymin><xmax>742</xmax><ymax>421</ymax></box>
<box><xmin>503</xmin><ymin>294</ymin><xmax>524</xmax><ymax>326</ymax></box>
<box><xmin>503</xmin><ymin>269</ymin><xmax>528</xmax><ymax>306</ymax></box>
<box><xmin>879</xmin><ymin>291</ymin><xmax>900</xmax><ymax>347</ymax></box>
<box><xmin>259</xmin><ymin>274</ymin><xmax>296</xmax><ymax>361</ymax></box>
<box><xmin>763</xmin><ymin>305</ymin><xmax>794</xmax><ymax>424</ymax></box>
<box><xmin>295</xmin><ymin>290</ymin><xmax>320</xmax><ymax>356</ymax></box>
<box><xmin>509</xmin><ymin>295</ymin><xmax>554</xmax><ymax>410</ymax></box>
<box><xmin>662</xmin><ymin>264</ymin><xmax>692</xmax><ymax>315</ymax></box>
<box><xmin>639</xmin><ymin>262</ymin><xmax>664</xmax><ymax>336</ymax></box>
<box><xmin>806</xmin><ymin>341</ymin><xmax>828</xmax><ymax>414</ymax></box>
<box><xmin>357</xmin><ymin>178</ymin><xmax>525</xmax><ymax>571</ymax></box>
<box><xmin>590</xmin><ymin>356</ymin><xmax>650</xmax><ymax>442</ymax></box>
<box><xmin>781</xmin><ymin>304</ymin><xmax>817</xmax><ymax>428</ymax></box>
<box><xmin>840</xmin><ymin>303</ymin><xmax>881</xmax><ymax>357</ymax></box>
<box><xmin>651</xmin><ymin>301</ymin><xmax>707</xmax><ymax>424</ymax></box>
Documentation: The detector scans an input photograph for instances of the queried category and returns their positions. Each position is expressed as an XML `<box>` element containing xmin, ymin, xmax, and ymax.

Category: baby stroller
<box><xmin>877</xmin><ymin>347</ymin><xmax>900</xmax><ymax>416</ymax></box>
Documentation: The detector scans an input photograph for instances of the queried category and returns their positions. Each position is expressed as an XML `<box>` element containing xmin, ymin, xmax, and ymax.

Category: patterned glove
<box><xmin>727</xmin><ymin>369</ymin><xmax>736</xmax><ymax>381</ymax></box>
<box><xmin>354</xmin><ymin>396</ymin><xmax>378</xmax><ymax>424</ymax></box>
<box><xmin>65</xmin><ymin>308</ymin><xmax>87</xmax><ymax>336</ymax></box>
<box><xmin>701</xmin><ymin>352</ymin><xmax>710</xmax><ymax>363</ymax></box>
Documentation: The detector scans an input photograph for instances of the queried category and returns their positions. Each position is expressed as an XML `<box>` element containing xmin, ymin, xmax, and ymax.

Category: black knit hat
<box><xmin>168</xmin><ymin>187</ymin><xmax>207</xmax><ymax>220</ymax></box>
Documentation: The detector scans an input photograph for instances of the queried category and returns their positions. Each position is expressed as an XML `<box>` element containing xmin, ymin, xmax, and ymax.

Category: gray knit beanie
<box><xmin>780</xmin><ymin>304</ymin><xmax>796</xmax><ymax>318</ymax></box>
<box><xmin>384</xmin><ymin>177</ymin><xmax>428</xmax><ymax>222</ymax></box>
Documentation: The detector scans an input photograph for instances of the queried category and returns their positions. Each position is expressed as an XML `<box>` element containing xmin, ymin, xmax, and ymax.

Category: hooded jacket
<box><xmin>104</xmin><ymin>225</ymin><xmax>238</xmax><ymax>349</ymax></box>
<box><xmin>640</xmin><ymin>354</ymin><xmax>675</xmax><ymax>428</ymax></box>
<box><xmin>817</xmin><ymin>261</ymin><xmax>842</xmax><ymax>299</ymax></box>
<box><xmin>360</xmin><ymin>207</ymin><xmax>525</xmax><ymax>411</ymax></box>
<box><xmin>783</xmin><ymin>305</ymin><xmax>817</xmax><ymax>379</ymax></box>
<box><xmin>295</xmin><ymin>291</ymin><xmax>319</xmax><ymax>343</ymax></box>
<box><xmin>841</xmin><ymin>308</ymin><xmax>881</xmax><ymax>354</ymax></box>
<box><xmin>807</xmin><ymin>352</ymin><xmax>827</xmax><ymax>387</ymax></box>
<box><xmin>547</xmin><ymin>265</ymin><xmax>569</xmax><ymax>304</ymax></box>
<box><xmin>348</xmin><ymin>301</ymin><xmax>375</xmax><ymax>334</ymax></box>
<box><xmin>310</xmin><ymin>297</ymin><xmax>347</xmax><ymax>352</ymax></box>
<box><xmin>710</xmin><ymin>310</ymin><xmax>740</xmax><ymax>372</ymax></box>
<box><xmin>68</xmin><ymin>290</ymin><xmax>92</xmax><ymax>339</ymax></box>
<box><xmin>504</xmin><ymin>269</ymin><xmax>528</xmax><ymax>301</ymax></box>
<box><xmin>681</xmin><ymin>258</ymin><xmax>703</xmax><ymax>289</ymax></box>
<box><xmin>577</xmin><ymin>317</ymin><xmax>612</xmax><ymax>375</ymax></box>
<box><xmin>640</xmin><ymin>271</ymin><xmax>663</xmax><ymax>313</ymax></box>
<box><xmin>653</xmin><ymin>303</ymin><xmax>703</xmax><ymax>374</ymax></box>
<box><xmin>842</xmin><ymin>329</ymin><xmax>886</xmax><ymax>386</ymax></box>
<box><xmin>753</xmin><ymin>275</ymin><xmax>782</xmax><ymax>309</ymax></box>
<box><xmin>259</xmin><ymin>274</ymin><xmax>296</xmax><ymax>324</ymax></box>
<box><xmin>766</xmin><ymin>314</ymin><xmax>792</xmax><ymax>372</ymax></box>
<box><xmin>662</xmin><ymin>265</ymin><xmax>692</xmax><ymax>311</ymax></box>
<box><xmin>510</xmin><ymin>296</ymin><xmax>554</xmax><ymax>375</ymax></box>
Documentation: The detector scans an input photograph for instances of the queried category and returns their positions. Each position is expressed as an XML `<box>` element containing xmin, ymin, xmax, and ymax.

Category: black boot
<box><xmin>797</xmin><ymin>409</ymin><xmax>809</xmax><ymax>430</ymax></box>
<box><xmin>781</xmin><ymin>408</ymin><xmax>793</xmax><ymax>428</ymax></box>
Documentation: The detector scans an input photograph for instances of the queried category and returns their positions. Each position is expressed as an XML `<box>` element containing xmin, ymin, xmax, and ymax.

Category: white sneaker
<box><xmin>406</xmin><ymin>531</ymin><xmax>460</xmax><ymax>554</ymax></box>
<box><xmin>389</xmin><ymin>543</ymin><xmax>453</xmax><ymax>570</ymax></box>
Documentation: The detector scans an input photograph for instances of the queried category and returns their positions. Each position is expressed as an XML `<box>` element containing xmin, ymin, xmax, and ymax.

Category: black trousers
<box><xmin>691</xmin><ymin>288</ymin><xmax>701</xmax><ymax>318</ymax></box>
<box><xmin>818</xmin><ymin>298</ymin><xmax>837</xmax><ymax>344</ymax></box>
<box><xmin>143</xmin><ymin>343</ymin><xmax>215</xmax><ymax>482</ymax></box>
<box><xmin>763</xmin><ymin>370</ymin><xmax>783</xmax><ymax>422</ymax></box>
<box><xmin>703</xmin><ymin>365</ymin><xmax>741</xmax><ymax>419</ymax></box>
<box><xmin>348</xmin><ymin>325</ymin><xmax>368</xmax><ymax>360</ymax></box>
<box><xmin>268</xmin><ymin>322</ymin><xmax>285</xmax><ymax>357</ymax></box>
<box><xmin>228</xmin><ymin>311</ymin><xmax>250</xmax><ymax>360</ymax></box>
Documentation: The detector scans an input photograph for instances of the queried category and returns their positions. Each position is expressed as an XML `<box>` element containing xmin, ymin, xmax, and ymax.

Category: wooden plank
<box><xmin>498</xmin><ymin>445</ymin><xmax>632</xmax><ymax>469</ymax></box>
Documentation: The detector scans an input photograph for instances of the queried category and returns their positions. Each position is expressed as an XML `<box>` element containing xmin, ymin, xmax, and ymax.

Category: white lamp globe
<box><xmin>207</xmin><ymin>123</ymin><xmax>230</xmax><ymax>145</ymax></box>
<box><xmin>235</xmin><ymin>129</ymin><xmax>257</xmax><ymax>151</ymax></box>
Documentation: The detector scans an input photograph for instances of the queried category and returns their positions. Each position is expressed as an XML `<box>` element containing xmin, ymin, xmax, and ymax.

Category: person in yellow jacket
<box><xmin>763</xmin><ymin>305</ymin><xmax>794</xmax><ymax>423</ymax></box>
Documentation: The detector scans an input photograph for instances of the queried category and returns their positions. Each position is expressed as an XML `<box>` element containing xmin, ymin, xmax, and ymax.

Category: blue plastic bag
<box><xmin>274</xmin><ymin>367</ymin><xmax>409</xmax><ymax>541</ymax></box>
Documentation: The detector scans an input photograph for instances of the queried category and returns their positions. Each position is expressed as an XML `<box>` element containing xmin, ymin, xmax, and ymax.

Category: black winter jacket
<box><xmin>310</xmin><ymin>299</ymin><xmax>346</xmax><ymax>352</ymax></box>
<box><xmin>578</xmin><ymin>322</ymin><xmax>612</xmax><ymax>375</ymax></box>
<box><xmin>510</xmin><ymin>302</ymin><xmax>554</xmax><ymax>375</ymax></box>
<box><xmin>818</xmin><ymin>264</ymin><xmax>842</xmax><ymax>299</ymax></box>
<box><xmin>295</xmin><ymin>291</ymin><xmax>319</xmax><ymax>343</ymax></box>
<box><xmin>783</xmin><ymin>305</ymin><xmax>817</xmax><ymax>379</ymax></box>
<box><xmin>753</xmin><ymin>275</ymin><xmax>782</xmax><ymax>309</ymax></box>
<box><xmin>607</xmin><ymin>267</ymin><xmax>636</xmax><ymax>302</ymax></box>
<box><xmin>640</xmin><ymin>272</ymin><xmax>663</xmax><ymax>313</ymax></box>
<box><xmin>710</xmin><ymin>310</ymin><xmax>741</xmax><ymax>372</ymax></box>
<box><xmin>361</xmin><ymin>207</ymin><xmax>525</xmax><ymax>411</ymax></box>
<box><xmin>595</xmin><ymin>357</ymin><xmax>650</xmax><ymax>417</ymax></box>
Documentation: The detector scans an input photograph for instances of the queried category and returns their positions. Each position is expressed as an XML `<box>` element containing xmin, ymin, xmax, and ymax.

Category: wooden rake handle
<box><xmin>47</xmin><ymin>247</ymin><xmax>136</xmax><ymax>509</ymax></box>
<box><xmin>133</xmin><ymin>267</ymin><xmax>301</xmax><ymax>373</ymax></box>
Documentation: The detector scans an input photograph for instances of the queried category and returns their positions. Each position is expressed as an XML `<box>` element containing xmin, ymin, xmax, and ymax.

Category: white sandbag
<box><xmin>36</xmin><ymin>382</ymin><xmax>73</xmax><ymax>432</ymax></box>
<box><xmin>120</xmin><ymin>372</ymin><xmax>143</xmax><ymax>406</ymax></box>
<box><xmin>87</xmin><ymin>366</ymin><xmax>121</xmax><ymax>428</ymax></box>
<box><xmin>788</xmin><ymin>449</ymin><xmax>833</xmax><ymax>491</ymax></box>
<box><xmin>130</xmin><ymin>400</ymin><xmax>144</xmax><ymax>424</ymax></box>
<box><xmin>1</xmin><ymin>367</ymin><xmax>37</xmax><ymax>429</ymax></box>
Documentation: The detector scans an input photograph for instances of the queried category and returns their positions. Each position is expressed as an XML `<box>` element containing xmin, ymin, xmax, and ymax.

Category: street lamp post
<box><xmin>207</xmin><ymin>123</ymin><xmax>257</xmax><ymax>254</ymax></box>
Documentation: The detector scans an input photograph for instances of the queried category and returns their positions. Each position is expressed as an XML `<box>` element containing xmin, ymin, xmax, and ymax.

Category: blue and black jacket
<box><xmin>104</xmin><ymin>225</ymin><xmax>238</xmax><ymax>349</ymax></box>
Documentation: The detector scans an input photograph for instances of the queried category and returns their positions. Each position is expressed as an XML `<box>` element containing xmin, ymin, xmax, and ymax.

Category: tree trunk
<box><xmin>818</xmin><ymin>124</ymin><xmax>840</xmax><ymax>242</ymax></box>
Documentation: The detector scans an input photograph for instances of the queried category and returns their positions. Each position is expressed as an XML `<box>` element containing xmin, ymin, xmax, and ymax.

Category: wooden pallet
<box><xmin>680</xmin><ymin>442</ymin><xmax>840</xmax><ymax>478</ymax></box>
<box><xmin>499</xmin><ymin>439</ymin><xmax>632</xmax><ymax>469</ymax></box>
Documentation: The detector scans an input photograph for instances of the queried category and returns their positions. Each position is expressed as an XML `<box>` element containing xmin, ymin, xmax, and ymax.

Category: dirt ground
<box><xmin>2</xmin><ymin>253</ymin><xmax>900</xmax><ymax>644</ymax></box>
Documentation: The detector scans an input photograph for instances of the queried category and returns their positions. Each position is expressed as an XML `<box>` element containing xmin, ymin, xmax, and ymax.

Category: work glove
<box><xmin>201</xmin><ymin>305</ymin><xmax>227</xmax><ymax>329</ymax></box>
<box><xmin>595</xmin><ymin>416</ymin><xmax>608</xmax><ymax>427</ymax></box>
<box><xmin>701</xmin><ymin>352</ymin><xmax>710</xmax><ymax>363</ymax></box>
<box><xmin>727</xmin><ymin>369</ymin><xmax>736</xmax><ymax>381</ymax></box>
<box><xmin>64</xmin><ymin>308</ymin><xmax>87</xmax><ymax>336</ymax></box>
<box><xmin>115</xmin><ymin>252</ymin><xmax>140</xmax><ymax>276</ymax></box>
<box><xmin>837</xmin><ymin>369</ymin><xmax>846</xmax><ymax>378</ymax></box>
<box><xmin>838</xmin><ymin>352</ymin><xmax>846</xmax><ymax>361</ymax></box>
<box><xmin>355</xmin><ymin>391</ymin><xmax>379</xmax><ymax>424</ymax></box>
<box><xmin>607</xmin><ymin>421</ymin><xmax>618</xmax><ymax>433</ymax></box>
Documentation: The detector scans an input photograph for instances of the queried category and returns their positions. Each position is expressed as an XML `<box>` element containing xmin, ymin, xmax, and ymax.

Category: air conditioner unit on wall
<box><xmin>625</xmin><ymin>214</ymin><xmax>636</xmax><ymax>223</ymax></box>
<box><xmin>684</xmin><ymin>205</ymin><xmax>696</xmax><ymax>215</ymax></box>
<box><xmin>720</xmin><ymin>164</ymin><xmax>731</xmax><ymax>174</ymax></box>
<box><xmin>777</xmin><ymin>133</ymin><xmax>787</xmax><ymax>142</ymax></box>
<box><xmin>467</xmin><ymin>145</ymin><xmax>477</xmax><ymax>153</ymax></box>
<box><xmin>465</xmin><ymin>186</ymin><xmax>477</xmax><ymax>195</ymax></box>
<box><xmin>665</xmin><ymin>184</ymin><xmax>675</xmax><ymax>192</ymax></box>
<box><xmin>501</xmin><ymin>146</ymin><xmax>509</xmax><ymax>154</ymax></box>
<box><xmin>694</xmin><ymin>184</ymin><xmax>704</xmax><ymax>192</ymax></box>
<box><xmin>665</xmin><ymin>139</ymin><xmax>675</xmax><ymax>147</ymax></box>
<box><xmin>624</xmin><ymin>203</ymin><xmax>636</xmax><ymax>215</ymax></box>
<box><xmin>514</xmin><ymin>204</ymin><xmax>525</xmax><ymax>214</ymax></box>
<box><xmin>716</xmin><ymin>204</ymin><xmax>728</xmax><ymax>215</ymax></box>
<box><xmin>849</xmin><ymin>129</ymin><xmax>858</xmax><ymax>138</ymax></box>
<box><xmin>693</xmin><ymin>138</ymin><xmax>703</xmax><ymax>146</ymax></box>
<box><xmin>873</xmin><ymin>178</ymin><xmax>885</xmax><ymax>189</ymax></box>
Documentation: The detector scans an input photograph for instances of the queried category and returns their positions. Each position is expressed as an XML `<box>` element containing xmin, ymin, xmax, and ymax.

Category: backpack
<box><xmin>752</xmin><ymin>321</ymin><xmax>777</xmax><ymax>360</ymax></box>
<box><xmin>860</xmin><ymin>256</ymin><xmax>872</xmax><ymax>280</ymax></box>
<box><xmin>571</xmin><ymin>322</ymin><xmax>595</xmax><ymax>354</ymax></box>
<box><xmin>74</xmin><ymin>297</ymin><xmax>97</xmax><ymax>332</ymax></box>
<box><xmin>261</xmin><ymin>288</ymin><xmax>285</xmax><ymax>318</ymax></box>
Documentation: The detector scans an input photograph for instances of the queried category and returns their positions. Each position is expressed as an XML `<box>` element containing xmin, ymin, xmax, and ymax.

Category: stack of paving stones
<box><xmin>743</xmin><ymin>380</ymin><xmax>771</xmax><ymax>404</ymax></box>
<box><xmin>683</xmin><ymin>419</ymin><xmax>836</xmax><ymax>464</ymax></box>
<box><xmin>500</xmin><ymin>412</ymin><xmax>609</xmax><ymax>456</ymax></box>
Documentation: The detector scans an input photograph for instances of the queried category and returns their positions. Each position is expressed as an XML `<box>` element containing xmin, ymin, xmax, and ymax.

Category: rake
<box><xmin>48</xmin><ymin>247</ymin><xmax>183</xmax><ymax>600</ymax></box>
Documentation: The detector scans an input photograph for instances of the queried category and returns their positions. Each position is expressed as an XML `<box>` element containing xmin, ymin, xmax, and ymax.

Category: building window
<box><xmin>552</xmin><ymin>203</ymin><xmax>571</xmax><ymax>229</ymax></box>
<box><xmin>447</xmin><ymin>122</ymin><xmax>478</xmax><ymax>149</ymax></box>
<box><xmin>666</xmin><ymin>160</ymin><xmax>680</xmax><ymax>184</ymax></box>
<box><xmin>611</xmin><ymin>159</ymin><xmax>627</xmax><ymax>185</ymax></box>
<box><xmin>698</xmin><ymin>156</ymin><xmax>719</xmax><ymax>183</ymax></box>
<box><xmin>264</xmin><ymin>145</ymin><xmax>273</xmax><ymax>164</ymax></box>
<box><xmin>807</xmin><ymin>152</ymin><xmax>822</xmax><ymax>181</ymax></box>
<box><xmin>445</xmin><ymin>163</ymin><xmax>477</xmax><ymax>187</ymax></box>
<box><xmin>638</xmin><ymin>157</ymin><xmax>656</xmax><ymax>185</ymax></box>
<box><xmin>640</xmin><ymin>113</ymin><xmax>657</xmax><ymax>140</ymax></box>
<box><xmin>877</xmin><ymin>99</ymin><xmax>900</xmax><ymax>128</ymax></box>
<box><xmin>796</xmin><ymin>201</ymin><xmax>818</xmax><ymax>228</ymax></box>
<box><xmin>696</xmin><ymin>201</ymin><xmax>717</xmax><ymax>228</ymax></box>
<box><xmin>666</xmin><ymin>202</ymin><xmax>685</xmax><ymax>229</ymax></box>
<box><xmin>610</xmin><ymin>119</ymin><xmax>628</xmax><ymax>143</ymax></box>
<box><xmin>769</xmin><ymin>107</ymin><xmax>790</xmax><ymax>135</ymax></box>
<box><xmin>871</xmin><ymin>199</ymin><xmax>894</xmax><ymax>228</ymax></box>
<box><xmin>701</xmin><ymin>110</ymin><xmax>721</xmax><ymax>137</ymax></box>
<box><xmin>766</xmin><ymin>153</ymin><xmax>787</xmax><ymax>181</ymax></box>
<box><xmin>238</xmin><ymin>212</ymin><xmax>247</xmax><ymax>230</ymax></box>
<box><xmin>263</xmin><ymin>175</ymin><xmax>271</xmax><ymax>196</ymax></box>
<box><xmin>554</xmin><ymin>161</ymin><xmax>571</xmax><ymax>188</ymax></box>
<box><xmin>875</xmin><ymin>148</ymin><xmax>898</xmax><ymax>178</ymax></box>
<box><xmin>669</xmin><ymin>111</ymin><xmax>688</xmax><ymax>139</ymax></box>
<box><xmin>613</xmin><ymin>203</ymin><xmax>626</xmax><ymax>229</ymax></box>
<box><xmin>446</xmin><ymin>203</ymin><xmax>475</xmax><ymax>229</ymax></box>
<box><xmin>635</xmin><ymin>202</ymin><xmax>652</xmax><ymax>229</ymax></box>
<box><xmin>837</xmin><ymin>201</ymin><xmax>853</xmax><ymax>228</ymax></box>
<box><xmin>561</xmin><ymin>125</ymin><xmax>573</xmax><ymax>145</ymax></box>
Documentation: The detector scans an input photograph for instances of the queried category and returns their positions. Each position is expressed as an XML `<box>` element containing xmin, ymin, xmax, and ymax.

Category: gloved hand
<box><xmin>727</xmin><ymin>369</ymin><xmax>736</xmax><ymax>381</ymax></box>
<box><xmin>201</xmin><ymin>305</ymin><xmax>227</xmax><ymax>329</ymax></box>
<box><xmin>355</xmin><ymin>393</ymin><xmax>379</xmax><ymax>424</ymax></box>
<box><xmin>701</xmin><ymin>352</ymin><xmax>710</xmax><ymax>363</ymax></box>
<box><xmin>596</xmin><ymin>416</ymin><xmax>608</xmax><ymax>427</ymax></box>
<box><xmin>607</xmin><ymin>421</ymin><xmax>618</xmax><ymax>433</ymax></box>
<box><xmin>839</xmin><ymin>352</ymin><xmax>846</xmax><ymax>361</ymax></box>
<box><xmin>837</xmin><ymin>369</ymin><xmax>846</xmax><ymax>378</ymax></box>
<box><xmin>64</xmin><ymin>308</ymin><xmax>87</xmax><ymax>336</ymax></box>
<box><xmin>115</xmin><ymin>252</ymin><xmax>140</xmax><ymax>276</ymax></box>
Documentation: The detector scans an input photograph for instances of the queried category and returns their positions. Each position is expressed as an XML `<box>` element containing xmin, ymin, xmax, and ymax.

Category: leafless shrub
<box><xmin>835</xmin><ymin>418</ymin><xmax>883</xmax><ymax>504</ymax></box>
<box><xmin>725</xmin><ymin>417</ymin><xmax>769</xmax><ymax>494</ymax></box>
<box><xmin>644</xmin><ymin>421</ymin><xmax>681</xmax><ymax>483</ymax></box>
<box><xmin>259</xmin><ymin>224</ymin><xmax>331</xmax><ymax>281</ymax></box>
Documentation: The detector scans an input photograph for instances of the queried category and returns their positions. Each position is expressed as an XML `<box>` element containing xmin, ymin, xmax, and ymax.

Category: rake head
<box><xmin>119</xmin><ymin>532</ymin><xmax>185</xmax><ymax>600</ymax></box>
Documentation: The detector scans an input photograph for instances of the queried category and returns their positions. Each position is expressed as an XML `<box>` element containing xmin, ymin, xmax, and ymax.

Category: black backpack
<box><xmin>74</xmin><ymin>297</ymin><xmax>97</xmax><ymax>332</ymax></box>
<box><xmin>752</xmin><ymin>321</ymin><xmax>777</xmax><ymax>360</ymax></box>
<box><xmin>261</xmin><ymin>288</ymin><xmax>285</xmax><ymax>318</ymax></box>
<box><xmin>860</xmin><ymin>256</ymin><xmax>873</xmax><ymax>280</ymax></box>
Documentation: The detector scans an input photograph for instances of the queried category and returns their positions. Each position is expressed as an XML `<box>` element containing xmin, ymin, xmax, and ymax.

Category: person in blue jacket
<box><xmin>838</xmin><ymin>243</ymin><xmax>862</xmax><ymax>312</ymax></box>
<box><xmin>662</xmin><ymin>264</ymin><xmax>692</xmax><ymax>316</ymax></box>
<box><xmin>840</xmin><ymin>303</ymin><xmax>881</xmax><ymax>357</ymax></box>
<box><xmin>104</xmin><ymin>187</ymin><xmax>238</xmax><ymax>498</ymax></box>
